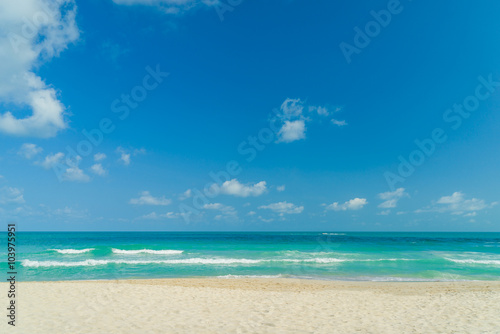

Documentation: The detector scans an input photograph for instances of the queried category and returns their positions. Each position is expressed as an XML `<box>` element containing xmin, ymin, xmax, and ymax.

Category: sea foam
<box><xmin>50</xmin><ymin>248</ymin><xmax>95</xmax><ymax>254</ymax></box>
<box><xmin>21</xmin><ymin>257</ymin><xmax>415</xmax><ymax>268</ymax></box>
<box><xmin>21</xmin><ymin>258</ymin><xmax>263</xmax><ymax>268</ymax></box>
<box><xmin>112</xmin><ymin>249</ymin><xmax>183</xmax><ymax>255</ymax></box>
<box><xmin>445</xmin><ymin>258</ymin><xmax>500</xmax><ymax>266</ymax></box>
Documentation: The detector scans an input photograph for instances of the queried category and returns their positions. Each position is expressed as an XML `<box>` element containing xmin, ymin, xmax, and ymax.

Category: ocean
<box><xmin>3</xmin><ymin>232</ymin><xmax>500</xmax><ymax>282</ymax></box>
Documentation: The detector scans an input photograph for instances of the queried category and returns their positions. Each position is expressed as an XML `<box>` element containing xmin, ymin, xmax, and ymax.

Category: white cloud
<box><xmin>277</xmin><ymin>120</ymin><xmax>306</xmax><ymax>143</ymax></box>
<box><xmin>18</xmin><ymin>143</ymin><xmax>43</xmax><ymax>159</ymax></box>
<box><xmin>0</xmin><ymin>187</ymin><xmax>25</xmax><ymax>204</ymax></box>
<box><xmin>326</xmin><ymin>198</ymin><xmax>367</xmax><ymax>211</ymax></box>
<box><xmin>437</xmin><ymin>192</ymin><xmax>489</xmax><ymax>214</ymax></box>
<box><xmin>378</xmin><ymin>188</ymin><xmax>408</xmax><ymax>209</ymax></box>
<box><xmin>36</xmin><ymin>152</ymin><xmax>90</xmax><ymax>182</ymax></box>
<box><xmin>38</xmin><ymin>152</ymin><xmax>64</xmax><ymax>169</ymax></box>
<box><xmin>259</xmin><ymin>201</ymin><xmax>304</xmax><ymax>214</ymax></box>
<box><xmin>0</xmin><ymin>0</ymin><xmax>79</xmax><ymax>137</ymax></box>
<box><xmin>279</xmin><ymin>98</ymin><xmax>304</xmax><ymax>119</ymax></box>
<box><xmin>116</xmin><ymin>147</ymin><xmax>145</xmax><ymax>165</ymax></box>
<box><xmin>112</xmin><ymin>0</ymin><xmax>218</xmax><ymax>14</ymax></box>
<box><xmin>417</xmin><ymin>192</ymin><xmax>496</xmax><ymax>216</ymax></box>
<box><xmin>276</xmin><ymin>185</ymin><xmax>285</xmax><ymax>192</ymax></box>
<box><xmin>203</xmin><ymin>203</ymin><xmax>237</xmax><ymax>220</ymax></box>
<box><xmin>117</xmin><ymin>147</ymin><xmax>131</xmax><ymax>165</ymax></box>
<box><xmin>179</xmin><ymin>189</ymin><xmax>192</xmax><ymax>200</ymax></box>
<box><xmin>309</xmin><ymin>105</ymin><xmax>342</xmax><ymax>116</ymax></box>
<box><xmin>64</xmin><ymin>165</ymin><xmax>90</xmax><ymax>182</ymax></box>
<box><xmin>331</xmin><ymin>119</ymin><xmax>347</xmax><ymax>126</ymax></box>
<box><xmin>247</xmin><ymin>211</ymin><xmax>256</xmax><ymax>216</ymax></box>
<box><xmin>274</xmin><ymin>99</ymin><xmax>345</xmax><ymax>144</ymax></box>
<box><xmin>130</xmin><ymin>191</ymin><xmax>171</xmax><ymax>206</ymax></box>
<box><xmin>215</xmin><ymin>179</ymin><xmax>267</xmax><ymax>197</ymax></box>
<box><xmin>90</xmin><ymin>163</ymin><xmax>106</xmax><ymax>176</ymax></box>
<box><xmin>94</xmin><ymin>153</ymin><xmax>106</xmax><ymax>162</ymax></box>
<box><xmin>140</xmin><ymin>211</ymin><xmax>180</xmax><ymax>220</ymax></box>
<box><xmin>309</xmin><ymin>106</ymin><xmax>329</xmax><ymax>116</ymax></box>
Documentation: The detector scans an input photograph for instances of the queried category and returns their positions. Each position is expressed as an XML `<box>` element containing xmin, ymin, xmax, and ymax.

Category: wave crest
<box><xmin>112</xmin><ymin>249</ymin><xmax>183</xmax><ymax>255</ymax></box>
<box><xmin>445</xmin><ymin>258</ymin><xmax>500</xmax><ymax>266</ymax></box>
<box><xmin>50</xmin><ymin>248</ymin><xmax>95</xmax><ymax>254</ymax></box>
<box><xmin>21</xmin><ymin>257</ymin><xmax>416</xmax><ymax>268</ymax></box>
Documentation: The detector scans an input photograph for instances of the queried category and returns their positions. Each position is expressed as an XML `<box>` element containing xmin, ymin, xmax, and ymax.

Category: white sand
<box><xmin>2</xmin><ymin>279</ymin><xmax>500</xmax><ymax>333</ymax></box>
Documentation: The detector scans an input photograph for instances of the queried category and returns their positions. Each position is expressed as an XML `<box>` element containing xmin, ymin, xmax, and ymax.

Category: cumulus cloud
<box><xmin>326</xmin><ymin>198</ymin><xmax>367</xmax><ymax>211</ymax></box>
<box><xmin>90</xmin><ymin>163</ymin><xmax>106</xmax><ymax>176</ymax></box>
<box><xmin>378</xmin><ymin>188</ymin><xmax>408</xmax><ymax>209</ymax></box>
<box><xmin>0</xmin><ymin>187</ymin><xmax>25</xmax><ymax>204</ymax></box>
<box><xmin>0</xmin><ymin>0</ymin><xmax>79</xmax><ymax>137</ymax></box>
<box><xmin>214</xmin><ymin>179</ymin><xmax>267</xmax><ymax>197</ymax></box>
<box><xmin>35</xmin><ymin>152</ymin><xmax>90</xmax><ymax>182</ymax></box>
<box><xmin>276</xmin><ymin>185</ymin><xmax>285</xmax><ymax>192</ymax></box>
<box><xmin>259</xmin><ymin>201</ymin><xmax>304</xmax><ymax>214</ymax></box>
<box><xmin>277</xmin><ymin>120</ymin><xmax>306</xmax><ymax>143</ymax></box>
<box><xmin>117</xmin><ymin>147</ymin><xmax>131</xmax><ymax>165</ymax></box>
<box><xmin>18</xmin><ymin>143</ymin><xmax>43</xmax><ymax>159</ymax></box>
<box><xmin>274</xmin><ymin>99</ymin><xmax>346</xmax><ymax>143</ymax></box>
<box><xmin>417</xmin><ymin>192</ymin><xmax>495</xmax><ymax>216</ymax></box>
<box><xmin>130</xmin><ymin>191</ymin><xmax>171</xmax><ymax>206</ymax></box>
<box><xmin>34</xmin><ymin>152</ymin><xmax>90</xmax><ymax>182</ymax></box>
<box><xmin>275</xmin><ymin>98</ymin><xmax>306</xmax><ymax>143</ymax></box>
<box><xmin>64</xmin><ymin>165</ymin><xmax>90</xmax><ymax>182</ymax></box>
<box><xmin>38</xmin><ymin>152</ymin><xmax>64</xmax><ymax>169</ymax></box>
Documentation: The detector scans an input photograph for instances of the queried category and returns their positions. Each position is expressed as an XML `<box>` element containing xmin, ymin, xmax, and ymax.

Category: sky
<box><xmin>0</xmin><ymin>0</ymin><xmax>499</xmax><ymax>231</ymax></box>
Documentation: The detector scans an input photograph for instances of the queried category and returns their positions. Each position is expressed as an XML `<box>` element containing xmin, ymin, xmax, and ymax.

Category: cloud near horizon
<box><xmin>417</xmin><ymin>192</ymin><xmax>496</xmax><ymax>216</ymax></box>
<box><xmin>212</xmin><ymin>179</ymin><xmax>267</xmax><ymax>197</ymax></box>
<box><xmin>378</xmin><ymin>188</ymin><xmax>408</xmax><ymax>209</ymax></box>
<box><xmin>326</xmin><ymin>198</ymin><xmax>367</xmax><ymax>211</ymax></box>
<box><xmin>130</xmin><ymin>191</ymin><xmax>171</xmax><ymax>206</ymax></box>
<box><xmin>259</xmin><ymin>201</ymin><xmax>304</xmax><ymax>214</ymax></box>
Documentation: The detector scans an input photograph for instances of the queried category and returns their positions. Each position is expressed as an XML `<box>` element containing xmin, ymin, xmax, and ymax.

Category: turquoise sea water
<box><xmin>2</xmin><ymin>232</ymin><xmax>500</xmax><ymax>282</ymax></box>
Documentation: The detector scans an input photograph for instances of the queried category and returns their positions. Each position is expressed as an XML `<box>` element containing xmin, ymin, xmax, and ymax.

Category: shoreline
<box><xmin>3</xmin><ymin>278</ymin><xmax>500</xmax><ymax>333</ymax></box>
<box><xmin>14</xmin><ymin>275</ymin><xmax>500</xmax><ymax>283</ymax></box>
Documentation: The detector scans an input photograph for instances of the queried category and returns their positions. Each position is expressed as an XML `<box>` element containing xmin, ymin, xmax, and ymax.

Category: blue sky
<box><xmin>0</xmin><ymin>0</ymin><xmax>499</xmax><ymax>231</ymax></box>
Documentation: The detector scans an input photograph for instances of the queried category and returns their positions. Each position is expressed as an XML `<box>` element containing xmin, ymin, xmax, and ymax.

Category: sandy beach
<box><xmin>2</xmin><ymin>279</ymin><xmax>500</xmax><ymax>334</ymax></box>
